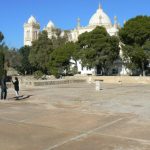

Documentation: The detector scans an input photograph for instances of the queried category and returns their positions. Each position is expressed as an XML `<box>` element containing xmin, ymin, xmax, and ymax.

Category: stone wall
<box><xmin>65</xmin><ymin>75</ymin><xmax>150</xmax><ymax>84</ymax></box>
<box><xmin>85</xmin><ymin>76</ymin><xmax>150</xmax><ymax>84</ymax></box>
<box><xmin>93</xmin><ymin>76</ymin><xmax>150</xmax><ymax>84</ymax></box>
<box><xmin>9</xmin><ymin>76</ymin><xmax>150</xmax><ymax>88</ymax></box>
<box><xmin>20</xmin><ymin>79</ymin><xmax>86</xmax><ymax>87</ymax></box>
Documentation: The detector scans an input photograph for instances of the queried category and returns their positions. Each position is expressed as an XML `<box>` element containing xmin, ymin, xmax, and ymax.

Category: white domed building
<box><xmin>24</xmin><ymin>4</ymin><xmax>127</xmax><ymax>75</ymax></box>
<box><xmin>24</xmin><ymin>4</ymin><xmax>119</xmax><ymax>46</ymax></box>
<box><xmin>68</xmin><ymin>4</ymin><xmax>121</xmax><ymax>75</ymax></box>
<box><xmin>69</xmin><ymin>4</ymin><xmax>119</xmax><ymax>42</ymax></box>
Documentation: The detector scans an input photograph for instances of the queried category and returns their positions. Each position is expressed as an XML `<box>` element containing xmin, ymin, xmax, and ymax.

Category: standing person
<box><xmin>1</xmin><ymin>75</ymin><xmax>7</xmax><ymax>100</ymax></box>
<box><xmin>12</xmin><ymin>77</ymin><xmax>19</xmax><ymax>99</ymax></box>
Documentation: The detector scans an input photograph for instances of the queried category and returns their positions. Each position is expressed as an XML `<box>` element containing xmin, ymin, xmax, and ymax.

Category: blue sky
<box><xmin>0</xmin><ymin>0</ymin><xmax>150</xmax><ymax>48</ymax></box>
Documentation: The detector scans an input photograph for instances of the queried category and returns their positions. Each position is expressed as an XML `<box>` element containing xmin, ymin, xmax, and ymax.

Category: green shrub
<box><xmin>33</xmin><ymin>70</ymin><xmax>44</xmax><ymax>79</ymax></box>
<box><xmin>50</xmin><ymin>67</ymin><xmax>60</xmax><ymax>78</ymax></box>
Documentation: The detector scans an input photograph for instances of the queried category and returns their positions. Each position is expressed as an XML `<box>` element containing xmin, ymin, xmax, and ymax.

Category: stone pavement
<box><xmin>0</xmin><ymin>83</ymin><xmax>150</xmax><ymax>150</ymax></box>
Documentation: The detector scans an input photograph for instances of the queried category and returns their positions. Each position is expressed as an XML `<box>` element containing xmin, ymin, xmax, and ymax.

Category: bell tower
<box><xmin>24</xmin><ymin>16</ymin><xmax>40</xmax><ymax>46</ymax></box>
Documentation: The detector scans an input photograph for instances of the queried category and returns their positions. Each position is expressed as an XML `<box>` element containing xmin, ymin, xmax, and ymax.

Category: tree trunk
<box><xmin>142</xmin><ymin>62</ymin><xmax>145</xmax><ymax>76</ymax></box>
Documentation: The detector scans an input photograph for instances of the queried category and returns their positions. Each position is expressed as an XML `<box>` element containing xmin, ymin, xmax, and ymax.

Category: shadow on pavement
<box><xmin>15</xmin><ymin>95</ymin><xmax>33</xmax><ymax>100</ymax></box>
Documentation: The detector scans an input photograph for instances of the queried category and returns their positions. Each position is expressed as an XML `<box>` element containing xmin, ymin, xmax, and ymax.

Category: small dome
<box><xmin>47</xmin><ymin>21</ymin><xmax>55</xmax><ymax>28</ymax></box>
<box><xmin>89</xmin><ymin>4</ymin><xmax>112</xmax><ymax>28</ymax></box>
<box><xmin>28</xmin><ymin>16</ymin><xmax>37</xmax><ymax>24</ymax></box>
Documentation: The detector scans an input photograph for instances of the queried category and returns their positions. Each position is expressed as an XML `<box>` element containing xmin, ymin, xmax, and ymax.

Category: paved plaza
<box><xmin>1</xmin><ymin>82</ymin><xmax>150</xmax><ymax>150</ymax></box>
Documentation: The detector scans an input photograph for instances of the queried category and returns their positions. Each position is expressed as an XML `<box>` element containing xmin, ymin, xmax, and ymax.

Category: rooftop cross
<box><xmin>77</xmin><ymin>17</ymin><xmax>81</xmax><ymax>28</ymax></box>
<box><xmin>99</xmin><ymin>2</ymin><xmax>102</xmax><ymax>10</ymax></box>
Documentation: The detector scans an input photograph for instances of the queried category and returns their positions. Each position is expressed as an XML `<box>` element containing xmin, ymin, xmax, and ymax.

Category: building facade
<box><xmin>69</xmin><ymin>4</ymin><xmax>119</xmax><ymax>42</ymax></box>
<box><xmin>24</xmin><ymin>4</ymin><xmax>129</xmax><ymax>75</ymax></box>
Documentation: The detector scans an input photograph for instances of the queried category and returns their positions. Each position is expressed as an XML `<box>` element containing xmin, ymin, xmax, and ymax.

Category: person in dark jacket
<box><xmin>12</xmin><ymin>77</ymin><xmax>19</xmax><ymax>99</ymax></box>
<box><xmin>1</xmin><ymin>75</ymin><xmax>7</xmax><ymax>100</ymax></box>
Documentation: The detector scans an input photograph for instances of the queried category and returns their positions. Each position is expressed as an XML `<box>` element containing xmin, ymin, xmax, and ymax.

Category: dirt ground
<box><xmin>0</xmin><ymin>82</ymin><xmax>150</xmax><ymax>150</ymax></box>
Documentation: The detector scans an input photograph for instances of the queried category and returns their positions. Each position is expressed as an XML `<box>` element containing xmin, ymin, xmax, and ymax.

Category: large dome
<box><xmin>89</xmin><ymin>4</ymin><xmax>112</xmax><ymax>28</ymax></box>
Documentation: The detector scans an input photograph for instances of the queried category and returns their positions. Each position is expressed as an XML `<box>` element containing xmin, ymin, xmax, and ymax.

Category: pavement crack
<box><xmin>44</xmin><ymin>117</ymin><xmax>127</xmax><ymax>150</ymax></box>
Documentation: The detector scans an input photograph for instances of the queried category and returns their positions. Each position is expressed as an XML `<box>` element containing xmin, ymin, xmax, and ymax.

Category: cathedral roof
<box><xmin>28</xmin><ymin>16</ymin><xmax>37</xmax><ymax>24</ymax></box>
<box><xmin>89</xmin><ymin>4</ymin><xmax>112</xmax><ymax>28</ymax></box>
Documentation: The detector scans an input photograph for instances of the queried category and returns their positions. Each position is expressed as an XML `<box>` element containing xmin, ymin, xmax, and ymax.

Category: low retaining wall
<box><xmin>21</xmin><ymin>79</ymin><xmax>86</xmax><ymax>87</ymax></box>
<box><xmin>90</xmin><ymin>76</ymin><xmax>150</xmax><ymax>84</ymax></box>
<box><xmin>64</xmin><ymin>75</ymin><xmax>150</xmax><ymax>84</ymax></box>
<box><xmin>11</xmin><ymin>76</ymin><xmax>150</xmax><ymax>88</ymax></box>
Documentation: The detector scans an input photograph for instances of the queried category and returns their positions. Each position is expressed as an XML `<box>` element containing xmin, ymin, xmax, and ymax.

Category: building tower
<box><xmin>24</xmin><ymin>16</ymin><xmax>40</xmax><ymax>46</ymax></box>
<box><xmin>43</xmin><ymin>21</ymin><xmax>56</xmax><ymax>39</ymax></box>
